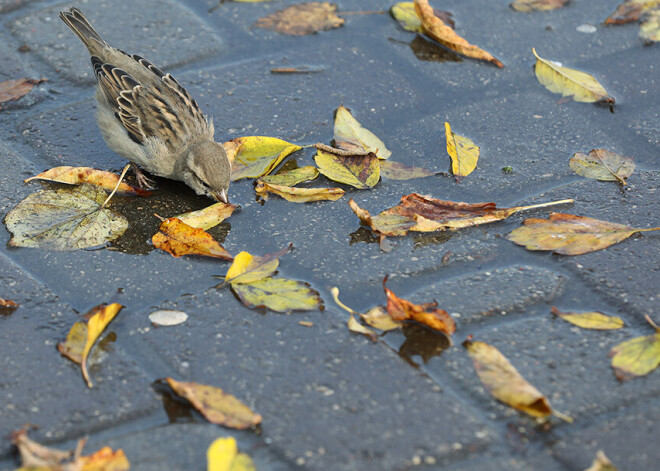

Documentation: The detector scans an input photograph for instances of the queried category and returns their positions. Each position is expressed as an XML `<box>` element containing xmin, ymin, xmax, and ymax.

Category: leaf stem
<box><xmin>516</xmin><ymin>199</ymin><xmax>574</xmax><ymax>212</ymax></box>
<box><xmin>101</xmin><ymin>164</ymin><xmax>131</xmax><ymax>208</ymax></box>
<box><xmin>552</xmin><ymin>409</ymin><xmax>574</xmax><ymax>423</ymax></box>
<box><xmin>645</xmin><ymin>315</ymin><xmax>660</xmax><ymax>332</ymax></box>
<box><xmin>636</xmin><ymin>227</ymin><xmax>660</xmax><ymax>232</ymax></box>
<box><xmin>330</xmin><ymin>287</ymin><xmax>359</xmax><ymax>316</ymax></box>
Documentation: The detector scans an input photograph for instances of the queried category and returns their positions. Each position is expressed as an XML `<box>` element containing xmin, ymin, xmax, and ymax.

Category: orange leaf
<box><xmin>152</xmin><ymin>217</ymin><xmax>233</xmax><ymax>260</ymax></box>
<box><xmin>80</xmin><ymin>446</ymin><xmax>130</xmax><ymax>471</ymax></box>
<box><xmin>0</xmin><ymin>297</ymin><xmax>18</xmax><ymax>315</ymax></box>
<box><xmin>0</xmin><ymin>78</ymin><xmax>46</xmax><ymax>109</ymax></box>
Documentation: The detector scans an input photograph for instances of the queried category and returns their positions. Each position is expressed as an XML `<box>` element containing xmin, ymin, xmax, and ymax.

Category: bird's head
<box><xmin>183</xmin><ymin>141</ymin><xmax>231</xmax><ymax>202</ymax></box>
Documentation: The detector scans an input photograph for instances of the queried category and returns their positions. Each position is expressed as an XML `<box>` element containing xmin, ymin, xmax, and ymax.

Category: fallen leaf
<box><xmin>12</xmin><ymin>429</ymin><xmax>73</xmax><ymax>469</ymax></box>
<box><xmin>414</xmin><ymin>0</ymin><xmax>504</xmax><ymax>67</ymax></box>
<box><xmin>254</xmin><ymin>2</ymin><xmax>345</xmax><ymax>36</ymax></box>
<box><xmin>225</xmin><ymin>136</ymin><xmax>302</xmax><ymax>181</ymax></box>
<box><xmin>0</xmin><ymin>78</ymin><xmax>46</xmax><ymax>109</ymax></box>
<box><xmin>172</xmin><ymin>202</ymin><xmax>239</xmax><ymax>230</ymax></box>
<box><xmin>331</xmin><ymin>287</ymin><xmax>402</xmax><ymax>336</ymax></box>
<box><xmin>506</xmin><ymin>212</ymin><xmax>660</xmax><ymax>255</ymax></box>
<box><xmin>315</xmin><ymin>150</ymin><xmax>380</xmax><ymax>189</ymax></box>
<box><xmin>333</xmin><ymin>105</ymin><xmax>392</xmax><ymax>159</ymax></box>
<box><xmin>225</xmin><ymin>245</ymin><xmax>292</xmax><ymax>284</ymax></box>
<box><xmin>604</xmin><ymin>0</ymin><xmax>660</xmax><ymax>24</ymax></box>
<box><xmin>640</xmin><ymin>8</ymin><xmax>660</xmax><ymax>42</ymax></box>
<box><xmin>207</xmin><ymin>437</ymin><xmax>256</xmax><ymax>471</ymax></box>
<box><xmin>165</xmin><ymin>377</ymin><xmax>262</xmax><ymax>429</ymax></box>
<box><xmin>383</xmin><ymin>277</ymin><xmax>455</xmax><ymax>336</ymax></box>
<box><xmin>532</xmin><ymin>48</ymin><xmax>615</xmax><ymax>105</ymax></box>
<box><xmin>464</xmin><ymin>339</ymin><xmax>572</xmax><ymax>421</ymax></box>
<box><xmin>255</xmin><ymin>181</ymin><xmax>345</xmax><ymax>203</ymax></box>
<box><xmin>379</xmin><ymin>160</ymin><xmax>437</xmax><ymax>180</ymax></box>
<box><xmin>390</xmin><ymin>2</ymin><xmax>454</xmax><ymax>32</ymax></box>
<box><xmin>510</xmin><ymin>0</ymin><xmax>569</xmax><ymax>12</ymax></box>
<box><xmin>349</xmin><ymin>194</ymin><xmax>574</xmax><ymax>237</ymax></box>
<box><xmin>231</xmin><ymin>277</ymin><xmax>323</xmax><ymax>312</ymax></box>
<box><xmin>551</xmin><ymin>307</ymin><xmax>624</xmax><ymax>330</ymax></box>
<box><xmin>58</xmin><ymin>303</ymin><xmax>123</xmax><ymax>388</ymax></box>
<box><xmin>79</xmin><ymin>446</ymin><xmax>130</xmax><ymax>471</ymax></box>
<box><xmin>260</xmin><ymin>165</ymin><xmax>319</xmax><ymax>186</ymax></box>
<box><xmin>25</xmin><ymin>166</ymin><xmax>151</xmax><ymax>196</ymax></box>
<box><xmin>445</xmin><ymin>122</ymin><xmax>479</xmax><ymax>179</ymax></box>
<box><xmin>569</xmin><ymin>149</ymin><xmax>635</xmax><ymax>185</ymax></box>
<box><xmin>152</xmin><ymin>217</ymin><xmax>233</xmax><ymax>260</ymax></box>
<box><xmin>0</xmin><ymin>297</ymin><xmax>18</xmax><ymax>315</ymax></box>
<box><xmin>4</xmin><ymin>184</ymin><xmax>128</xmax><ymax>251</ymax></box>
<box><xmin>584</xmin><ymin>450</ymin><xmax>618</xmax><ymax>471</ymax></box>
<box><xmin>610</xmin><ymin>315</ymin><xmax>660</xmax><ymax>381</ymax></box>
<box><xmin>347</xmin><ymin>313</ymin><xmax>379</xmax><ymax>341</ymax></box>
<box><xmin>148</xmin><ymin>310</ymin><xmax>189</xmax><ymax>327</ymax></box>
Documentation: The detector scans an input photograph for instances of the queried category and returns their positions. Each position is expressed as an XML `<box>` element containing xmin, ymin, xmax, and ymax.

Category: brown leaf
<box><xmin>383</xmin><ymin>276</ymin><xmax>455</xmax><ymax>336</ymax></box>
<box><xmin>152</xmin><ymin>217</ymin><xmax>233</xmax><ymax>260</ymax></box>
<box><xmin>25</xmin><ymin>166</ymin><xmax>151</xmax><ymax>196</ymax></box>
<box><xmin>507</xmin><ymin>213</ymin><xmax>660</xmax><ymax>255</ymax></box>
<box><xmin>510</xmin><ymin>0</ymin><xmax>569</xmax><ymax>12</ymax></box>
<box><xmin>255</xmin><ymin>2</ymin><xmax>344</xmax><ymax>36</ymax></box>
<box><xmin>0</xmin><ymin>297</ymin><xmax>18</xmax><ymax>315</ymax></box>
<box><xmin>414</xmin><ymin>0</ymin><xmax>503</xmax><ymax>67</ymax></box>
<box><xmin>0</xmin><ymin>78</ymin><xmax>46</xmax><ymax>109</ymax></box>
<box><xmin>605</xmin><ymin>0</ymin><xmax>660</xmax><ymax>24</ymax></box>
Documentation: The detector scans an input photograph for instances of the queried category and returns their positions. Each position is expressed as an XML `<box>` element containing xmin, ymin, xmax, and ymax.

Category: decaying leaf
<box><xmin>569</xmin><ymin>149</ymin><xmax>635</xmax><ymax>185</ymax></box>
<box><xmin>254</xmin><ymin>2</ymin><xmax>345</xmax><ymax>36</ymax></box>
<box><xmin>171</xmin><ymin>202</ymin><xmax>239</xmax><ymax>230</ymax></box>
<box><xmin>0</xmin><ymin>297</ymin><xmax>18</xmax><ymax>315</ymax></box>
<box><xmin>256</xmin><ymin>181</ymin><xmax>345</xmax><ymax>203</ymax></box>
<box><xmin>379</xmin><ymin>160</ymin><xmax>437</xmax><ymax>180</ymax></box>
<box><xmin>5</xmin><ymin>184</ymin><xmax>128</xmax><ymax>251</ymax></box>
<box><xmin>605</xmin><ymin>0</ymin><xmax>660</xmax><ymax>24</ymax></box>
<box><xmin>58</xmin><ymin>303</ymin><xmax>123</xmax><ymax>388</ymax></box>
<box><xmin>152</xmin><ymin>217</ymin><xmax>233</xmax><ymax>260</ymax></box>
<box><xmin>506</xmin><ymin>212</ymin><xmax>660</xmax><ymax>255</ymax></box>
<box><xmin>610</xmin><ymin>315</ymin><xmax>660</xmax><ymax>381</ymax></box>
<box><xmin>383</xmin><ymin>277</ymin><xmax>455</xmax><ymax>337</ymax></box>
<box><xmin>414</xmin><ymin>0</ymin><xmax>503</xmax><ymax>67</ymax></box>
<box><xmin>347</xmin><ymin>313</ymin><xmax>379</xmax><ymax>341</ymax></box>
<box><xmin>584</xmin><ymin>450</ymin><xmax>618</xmax><ymax>471</ymax></box>
<box><xmin>640</xmin><ymin>8</ymin><xmax>660</xmax><ymax>42</ymax></box>
<box><xmin>331</xmin><ymin>287</ymin><xmax>401</xmax><ymax>339</ymax></box>
<box><xmin>260</xmin><ymin>165</ymin><xmax>319</xmax><ymax>186</ymax></box>
<box><xmin>445</xmin><ymin>122</ymin><xmax>479</xmax><ymax>180</ymax></box>
<box><xmin>510</xmin><ymin>0</ymin><xmax>569</xmax><ymax>12</ymax></box>
<box><xmin>165</xmin><ymin>377</ymin><xmax>262</xmax><ymax>429</ymax></box>
<box><xmin>207</xmin><ymin>437</ymin><xmax>256</xmax><ymax>471</ymax></box>
<box><xmin>225</xmin><ymin>136</ymin><xmax>302</xmax><ymax>181</ymax></box>
<box><xmin>349</xmin><ymin>194</ymin><xmax>573</xmax><ymax>237</ymax></box>
<box><xmin>464</xmin><ymin>339</ymin><xmax>572</xmax><ymax>421</ymax></box>
<box><xmin>231</xmin><ymin>277</ymin><xmax>324</xmax><ymax>312</ymax></box>
<box><xmin>315</xmin><ymin>150</ymin><xmax>381</xmax><ymax>189</ymax></box>
<box><xmin>551</xmin><ymin>307</ymin><xmax>624</xmax><ymax>330</ymax></box>
<box><xmin>333</xmin><ymin>106</ymin><xmax>392</xmax><ymax>159</ymax></box>
<box><xmin>25</xmin><ymin>166</ymin><xmax>151</xmax><ymax>196</ymax></box>
<box><xmin>225</xmin><ymin>245</ymin><xmax>292</xmax><ymax>284</ymax></box>
<box><xmin>0</xmin><ymin>78</ymin><xmax>46</xmax><ymax>109</ymax></box>
<box><xmin>532</xmin><ymin>48</ymin><xmax>615</xmax><ymax>105</ymax></box>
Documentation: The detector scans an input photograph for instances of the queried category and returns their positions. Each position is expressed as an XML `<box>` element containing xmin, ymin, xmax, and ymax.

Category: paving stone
<box><xmin>9</xmin><ymin>0</ymin><xmax>223</xmax><ymax>83</ymax></box>
<box><xmin>446</xmin><ymin>451</ymin><xmax>567</xmax><ymax>471</ymax></box>
<box><xmin>0</xmin><ymin>140</ymin><xmax>37</xmax><ymax>215</ymax></box>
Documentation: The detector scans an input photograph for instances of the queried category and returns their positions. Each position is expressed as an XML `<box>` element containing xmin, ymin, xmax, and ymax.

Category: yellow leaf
<box><xmin>507</xmin><ymin>212</ymin><xmax>660</xmax><ymax>255</ymax></box>
<box><xmin>255</xmin><ymin>181</ymin><xmax>345</xmax><ymax>203</ymax></box>
<box><xmin>173</xmin><ymin>202</ymin><xmax>239</xmax><ymax>230</ymax></box>
<box><xmin>532</xmin><ymin>48</ymin><xmax>615</xmax><ymax>105</ymax></box>
<box><xmin>551</xmin><ymin>307</ymin><xmax>624</xmax><ymax>330</ymax></box>
<box><xmin>152</xmin><ymin>218</ymin><xmax>233</xmax><ymax>260</ymax></box>
<box><xmin>640</xmin><ymin>9</ymin><xmax>660</xmax><ymax>42</ymax></box>
<box><xmin>225</xmin><ymin>245</ymin><xmax>291</xmax><ymax>284</ymax></box>
<box><xmin>569</xmin><ymin>149</ymin><xmax>635</xmax><ymax>185</ymax></box>
<box><xmin>25</xmin><ymin>166</ymin><xmax>151</xmax><ymax>196</ymax></box>
<box><xmin>464</xmin><ymin>339</ymin><xmax>572</xmax><ymax>421</ymax></box>
<box><xmin>254</xmin><ymin>2</ymin><xmax>344</xmax><ymax>35</ymax></box>
<box><xmin>390</xmin><ymin>2</ymin><xmax>424</xmax><ymax>32</ymax></box>
<box><xmin>81</xmin><ymin>303</ymin><xmax>123</xmax><ymax>388</ymax></box>
<box><xmin>315</xmin><ymin>150</ymin><xmax>380</xmax><ymax>189</ymax></box>
<box><xmin>362</xmin><ymin>306</ymin><xmax>402</xmax><ymax>331</ymax></box>
<box><xmin>57</xmin><ymin>321</ymin><xmax>88</xmax><ymax>364</ymax></box>
<box><xmin>584</xmin><ymin>450</ymin><xmax>618</xmax><ymax>471</ymax></box>
<box><xmin>230</xmin><ymin>277</ymin><xmax>323</xmax><ymax>312</ymax></box>
<box><xmin>333</xmin><ymin>106</ymin><xmax>391</xmax><ymax>159</ymax></box>
<box><xmin>260</xmin><ymin>165</ymin><xmax>319</xmax><ymax>186</ymax></box>
<box><xmin>445</xmin><ymin>122</ymin><xmax>479</xmax><ymax>179</ymax></box>
<box><xmin>225</xmin><ymin>136</ymin><xmax>302</xmax><ymax>181</ymax></box>
<box><xmin>80</xmin><ymin>446</ymin><xmax>130</xmax><ymax>471</ymax></box>
<box><xmin>348</xmin><ymin>313</ymin><xmax>379</xmax><ymax>341</ymax></box>
<box><xmin>610</xmin><ymin>316</ymin><xmax>660</xmax><ymax>381</ymax></box>
<box><xmin>165</xmin><ymin>378</ymin><xmax>262</xmax><ymax>429</ymax></box>
<box><xmin>207</xmin><ymin>437</ymin><xmax>237</xmax><ymax>471</ymax></box>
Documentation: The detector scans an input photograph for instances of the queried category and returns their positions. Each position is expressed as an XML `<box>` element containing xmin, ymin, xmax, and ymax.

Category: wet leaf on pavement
<box><xmin>25</xmin><ymin>166</ymin><xmax>151</xmax><ymax>196</ymax></box>
<box><xmin>464</xmin><ymin>338</ymin><xmax>572</xmax><ymax>421</ymax></box>
<box><xmin>331</xmin><ymin>287</ymin><xmax>398</xmax><ymax>341</ymax></box>
<box><xmin>152</xmin><ymin>217</ymin><xmax>233</xmax><ymax>260</ymax></box>
<box><xmin>390</xmin><ymin>2</ymin><xmax>453</xmax><ymax>32</ymax></box>
<box><xmin>225</xmin><ymin>136</ymin><xmax>302</xmax><ymax>181</ymax></box>
<box><xmin>0</xmin><ymin>297</ymin><xmax>18</xmax><ymax>315</ymax></box>
<box><xmin>165</xmin><ymin>377</ymin><xmax>262</xmax><ymax>429</ymax></box>
<box><xmin>414</xmin><ymin>0</ymin><xmax>504</xmax><ymax>67</ymax></box>
<box><xmin>333</xmin><ymin>105</ymin><xmax>392</xmax><ymax>159</ymax></box>
<box><xmin>445</xmin><ymin>121</ymin><xmax>479</xmax><ymax>180</ymax></box>
<box><xmin>533</xmin><ymin>48</ymin><xmax>615</xmax><ymax>105</ymax></box>
<box><xmin>260</xmin><ymin>165</ymin><xmax>319</xmax><ymax>186</ymax></box>
<box><xmin>0</xmin><ymin>78</ymin><xmax>46</xmax><ymax>109</ymax></box>
<box><xmin>551</xmin><ymin>307</ymin><xmax>624</xmax><ymax>330</ymax></box>
<box><xmin>569</xmin><ymin>149</ymin><xmax>635</xmax><ymax>185</ymax></box>
<box><xmin>379</xmin><ymin>160</ymin><xmax>437</xmax><ymax>180</ymax></box>
<box><xmin>255</xmin><ymin>181</ymin><xmax>345</xmax><ymax>203</ymax></box>
<box><xmin>225</xmin><ymin>245</ymin><xmax>292</xmax><ymax>285</ymax></box>
<box><xmin>315</xmin><ymin>150</ymin><xmax>381</xmax><ymax>189</ymax></box>
<box><xmin>510</xmin><ymin>0</ymin><xmax>569</xmax><ymax>12</ymax></box>
<box><xmin>254</xmin><ymin>2</ymin><xmax>345</xmax><ymax>36</ymax></box>
<box><xmin>640</xmin><ymin>9</ymin><xmax>660</xmax><ymax>42</ymax></box>
<box><xmin>5</xmin><ymin>184</ymin><xmax>128</xmax><ymax>251</ymax></box>
<box><xmin>604</xmin><ymin>0</ymin><xmax>660</xmax><ymax>24</ymax></box>
<box><xmin>171</xmin><ymin>202</ymin><xmax>239</xmax><ymax>230</ymax></box>
<box><xmin>609</xmin><ymin>315</ymin><xmax>660</xmax><ymax>381</ymax></box>
<box><xmin>584</xmin><ymin>450</ymin><xmax>618</xmax><ymax>471</ymax></box>
<box><xmin>506</xmin><ymin>213</ymin><xmax>660</xmax><ymax>255</ymax></box>
<box><xmin>207</xmin><ymin>437</ymin><xmax>256</xmax><ymax>471</ymax></box>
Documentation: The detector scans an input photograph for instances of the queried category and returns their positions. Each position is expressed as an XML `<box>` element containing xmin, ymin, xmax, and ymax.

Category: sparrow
<box><xmin>59</xmin><ymin>8</ymin><xmax>231</xmax><ymax>202</ymax></box>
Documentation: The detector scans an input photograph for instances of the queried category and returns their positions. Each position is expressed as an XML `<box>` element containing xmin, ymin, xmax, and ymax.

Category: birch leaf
<box><xmin>207</xmin><ymin>437</ymin><xmax>256</xmax><ymax>471</ymax></box>
<box><xmin>532</xmin><ymin>48</ymin><xmax>615</xmax><ymax>105</ymax></box>
<box><xmin>333</xmin><ymin>106</ymin><xmax>391</xmax><ymax>159</ymax></box>
<box><xmin>230</xmin><ymin>277</ymin><xmax>323</xmax><ymax>312</ymax></box>
<box><xmin>225</xmin><ymin>136</ymin><xmax>302</xmax><ymax>181</ymax></box>
<box><xmin>260</xmin><ymin>165</ymin><xmax>319</xmax><ymax>186</ymax></box>
<box><xmin>569</xmin><ymin>149</ymin><xmax>635</xmax><ymax>185</ymax></box>
<box><xmin>507</xmin><ymin>213</ymin><xmax>660</xmax><ymax>255</ymax></box>
<box><xmin>391</xmin><ymin>2</ymin><xmax>424</xmax><ymax>32</ymax></box>
<box><xmin>379</xmin><ymin>160</ymin><xmax>437</xmax><ymax>180</ymax></box>
<box><xmin>173</xmin><ymin>202</ymin><xmax>239</xmax><ymax>230</ymax></box>
<box><xmin>510</xmin><ymin>0</ymin><xmax>569</xmax><ymax>12</ymax></box>
<box><xmin>551</xmin><ymin>307</ymin><xmax>624</xmax><ymax>330</ymax></box>
<box><xmin>255</xmin><ymin>181</ymin><xmax>345</xmax><ymax>203</ymax></box>
<box><xmin>315</xmin><ymin>150</ymin><xmax>380</xmax><ymax>189</ymax></box>
<box><xmin>25</xmin><ymin>166</ymin><xmax>151</xmax><ymax>196</ymax></box>
<box><xmin>445</xmin><ymin>122</ymin><xmax>479</xmax><ymax>179</ymax></box>
<box><xmin>610</xmin><ymin>316</ymin><xmax>660</xmax><ymax>381</ymax></box>
<box><xmin>225</xmin><ymin>245</ymin><xmax>292</xmax><ymax>284</ymax></box>
<box><xmin>254</xmin><ymin>2</ymin><xmax>344</xmax><ymax>36</ymax></box>
<box><xmin>152</xmin><ymin>218</ymin><xmax>233</xmax><ymax>260</ymax></box>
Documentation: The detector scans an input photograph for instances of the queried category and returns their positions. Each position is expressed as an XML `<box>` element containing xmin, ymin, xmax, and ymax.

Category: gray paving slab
<box><xmin>0</xmin><ymin>140</ymin><xmax>38</xmax><ymax>215</ymax></box>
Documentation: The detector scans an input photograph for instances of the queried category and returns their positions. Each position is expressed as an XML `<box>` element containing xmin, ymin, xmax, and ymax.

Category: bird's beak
<box><xmin>212</xmin><ymin>189</ymin><xmax>228</xmax><ymax>203</ymax></box>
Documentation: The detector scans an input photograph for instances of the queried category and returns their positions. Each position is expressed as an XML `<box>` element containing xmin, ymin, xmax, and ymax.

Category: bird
<box><xmin>59</xmin><ymin>8</ymin><xmax>231</xmax><ymax>202</ymax></box>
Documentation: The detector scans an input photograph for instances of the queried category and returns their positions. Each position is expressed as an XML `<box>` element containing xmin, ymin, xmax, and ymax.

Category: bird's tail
<box><xmin>59</xmin><ymin>8</ymin><xmax>106</xmax><ymax>56</ymax></box>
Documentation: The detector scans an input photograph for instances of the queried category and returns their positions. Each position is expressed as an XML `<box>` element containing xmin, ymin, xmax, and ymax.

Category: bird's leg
<box><xmin>130</xmin><ymin>162</ymin><xmax>156</xmax><ymax>190</ymax></box>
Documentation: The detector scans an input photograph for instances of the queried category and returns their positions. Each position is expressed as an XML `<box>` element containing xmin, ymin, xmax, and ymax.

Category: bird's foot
<box><xmin>131</xmin><ymin>163</ymin><xmax>156</xmax><ymax>190</ymax></box>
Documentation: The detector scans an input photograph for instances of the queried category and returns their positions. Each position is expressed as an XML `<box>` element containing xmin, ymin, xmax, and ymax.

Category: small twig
<box><xmin>101</xmin><ymin>164</ymin><xmax>130</xmax><ymax>208</ymax></box>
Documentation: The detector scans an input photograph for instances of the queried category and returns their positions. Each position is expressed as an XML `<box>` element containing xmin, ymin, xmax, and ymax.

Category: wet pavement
<box><xmin>0</xmin><ymin>0</ymin><xmax>659</xmax><ymax>469</ymax></box>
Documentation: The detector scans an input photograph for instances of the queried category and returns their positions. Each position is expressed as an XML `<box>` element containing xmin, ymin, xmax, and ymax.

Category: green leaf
<box><xmin>569</xmin><ymin>149</ymin><xmax>635</xmax><ymax>185</ymax></box>
<box><xmin>315</xmin><ymin>150</ymin><xmax>380</xmax><ymax>189</ymax></box>
<box><xmin>390</xmin><ymin>2</ymin><xmax>424</xmax><ymax>32</ymax></box>
<box><xmin>226</xmin><ymin>136</ymin><xmax>302</xmax><ymax>181</ymax></box>
<box><xmin>259</xmin><ymin>166</ymin><xmax>319</xmax><ymax>186</ymax></box>
<box><xmin>230</xmin><ymin>277</ymin><xmax>323</xmax><ymax>312</ymax></box>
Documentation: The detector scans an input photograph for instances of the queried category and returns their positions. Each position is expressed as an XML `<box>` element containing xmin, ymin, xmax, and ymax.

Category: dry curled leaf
<box><xmin>25</xmin><ymin>166</ymin><xmax>151</xmax><ymax>196</ymax></box>
<box><xmin>315</xmin><ymin>150</ymin><xmax>381</xmax><ymax>189</ymax></box>
<box><xmin>445</xmin><ymin>122</ymin><xmax>479</xmax><ymax>180</ymax></box>
<box><xmin>0</xmin><ymin>297</ymin><xmax>19</xmax><ymax>315</ymax></box>
<box><xmin>255</xmin><ymin>2</ymin><xmax>344</xmax><ymax>36</ymax></box>
<box><xmin>569</xmin><ymin>149</ymin><xmax>635</xmax><ymax>185</ymax></box>
<box><xmin>207</xmin><ymin>437</ymin><xmax>256</xmax><ymax>471</ymax></box>
<box><xmin>165</xmin><ymin>377</ymin><xmax>262</xmax><ymax>429</ymax></box>
<box><xmin>0</xmin><ymin>78</ymin><xmax>46</xmax><ymax>109</ymax></box>
<box><xmin>225</xmin><ymin>136</ymin><xmax>302</xmax><ymax>181</ymax></box>
<box><xmin>605</xmin><ymin>0</ymin><xmax>660</xmax><ymax>24</ymax></box>
<box><xmin>333</xmin><ymin>105</ymin><xmax>391</xmax><ymax>159</ymax></box>
<box><xmin>255</xmin><ymin>181</ymin><xmax>345</xmax><ymax>203</ymax></box>
<box><xmin>172</xmin><ymin>202</ymin><xmax>239</xmax><ymax>230</ymax></box>
<box><xmin>152</xmin><ymin>217</ymin><xmax>233</xmax><ymax>260</ymax></box>
<box><xmin>510</xmin><ymin>0</ymin><xmax>569</xmax><ymax>12</ymax></box>
<box><xmin>551</xmin><ymin>307</ymin><xmax>624</xmax><ymax>330</ymax></box>
<box><xmin>609</xmin><ymin>316</ymin><xmax>660</xmax><ymax>381</ymax></box>
<box><xmin>507</xmin><ymin>212</ymin><xmax>660</xmax><ymax>255</ymax></box>
<box><xmin>331</xmin><ymin>287</ymin><xmax>402</xmax><ymax>339</ymax></box>
<box><xmin>414</xmin><ymin>0</ymin><xmax>503</xmax><ymax>67</ymax></box>
<box><xmin>584</xmin><ymin>450</ymin><xmax>618</xmax><ymax>471</ymax></box>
